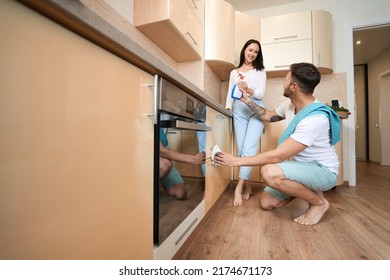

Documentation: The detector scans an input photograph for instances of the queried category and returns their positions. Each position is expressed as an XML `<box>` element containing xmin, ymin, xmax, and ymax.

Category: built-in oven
<box><xmin>153</xmin><ymin>77</ymin><xmax>211</xmax><ymax>259</ymax></box>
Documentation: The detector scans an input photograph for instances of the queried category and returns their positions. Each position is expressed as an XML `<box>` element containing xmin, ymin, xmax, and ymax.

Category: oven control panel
<box><xmin>159</xmin><ymin>79</ymin><xmax>206</xmax><ymax>122</ymax></box>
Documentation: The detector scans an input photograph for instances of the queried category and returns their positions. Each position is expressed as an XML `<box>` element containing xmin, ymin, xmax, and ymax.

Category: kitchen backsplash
<box><xmin>263</xmin><ymin>73</ymin><xmax>348</xmax><ymax>110</ymax></box>
<box><xmin>81</xmin><ymin>0</ymin><xmax>346</xmax><ymax>111</ymax></box>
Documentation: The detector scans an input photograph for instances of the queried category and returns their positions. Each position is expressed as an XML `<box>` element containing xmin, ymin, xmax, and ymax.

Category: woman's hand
<box><xmin>214</xmin><ymin>152</ymin><xmax>239</xmax><ymax>167</ymax></box>
<box><xmin>237</xmin><ymin>80</ymin><xmax>248</xmax><ymax>93</ymax></box>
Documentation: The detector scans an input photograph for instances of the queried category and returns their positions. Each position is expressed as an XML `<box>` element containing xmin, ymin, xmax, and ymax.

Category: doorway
<box><xmin>379</xmin><ymin>71</ymin><xmax>390</xmax><ymax>165</ymax></box>
<box><xmin>353</xmin><ymin>24</ymin><xmax>390</xmax><ymax>166</ymax></box>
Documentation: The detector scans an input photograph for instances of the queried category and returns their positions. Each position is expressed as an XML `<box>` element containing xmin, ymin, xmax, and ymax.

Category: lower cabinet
<box><xmin>233</xmin><ymin>119</ymin><xmax>343</xmax><ymax>186</ymax></box>
<box><xmin>233</xmin><ymin>121</ymin><xmax>286</xmax><ymax>182</ymax></box>
<box><xmin>0</xmin><ymin>1</ymin><xmax>154</xmax><ymax>259</ymax></box>
<box><xmin>205</xmin><ymin>107</ymin><xmax>233</xmax><ymax>212</ymax></box>
<box><xmin>259</xmin><ymin>121</ymin><xmax>286</xmax><ymax>182</ymax></box>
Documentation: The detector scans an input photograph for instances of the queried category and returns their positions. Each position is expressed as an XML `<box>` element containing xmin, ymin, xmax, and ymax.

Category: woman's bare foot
<box><xmin>293</xmin><ymin>197</ymin><xmax>329</xmax><ymax>225</ymax></box>
<box><xmin>242</xmin><ymin>182</ymin><xmax>252</xmax><ymax>200</ymax></box>
<box><xmin>233</xmin><ymin>180</ymin><xmax>246</xmax><ymax>206</ymax></box>
<box><xmin>233</xmin><ymin>189</ymin><xmax>243</xmax><ymax>206</ymax></box>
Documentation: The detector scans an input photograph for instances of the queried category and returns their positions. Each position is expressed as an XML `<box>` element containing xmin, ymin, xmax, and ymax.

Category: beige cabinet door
<box><xmin>260</xmin><ymin>121</ymin><xmax>286</xmax><ymax>181</ymax></box>
<box><xmin>260</xmin><ymin>11</ymin><xmax>312</xmax><ymax>44</ymax></box>
<box><xmin>205</xmin><ymin>108</ymin><xmax>232</xmax><ymax>212</ymax></box>
<box><xmin>235</xmin><ymin>11</ymin><xmax>260</xmax><ymax>65</ymax></box>
<box><xmin>205</xmin><ymin>0</ymin><xmax>235</xmax><ymax>80</ymax></box>
<box><xmin>171</xmin><ymin>0</ymin><xmax>204</xmax><ymax>57</ymax></box>
<box><xmin>260</xmin><ymin>10</ymin><xmax>333</xmax><ymax>76</ymax></box>
<box><xmin>312</xmin><ymin>10</ymin><xmax>333</xmax><ymax>71</ymax></box>
<box><xmin>262</xmin><ymin>39</ymin><xmax>313</xmax><ymax>71</ymax></box>
<box><xmin>0</xmin><ymin>0</ymin><xmax>154</xmax><ymax>259</ymax></box>
<box><xmin>134</xmin><ymin>0</ymin><xmax>204</xmax><ymax>62</ymax></box>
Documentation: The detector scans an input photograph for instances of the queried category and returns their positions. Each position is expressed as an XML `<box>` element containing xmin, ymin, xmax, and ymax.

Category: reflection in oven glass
<box><xmin>158</xmin><ymin>176</ymin><xmax>204</xmax><ymax>244</ymax></box>
<box><xmin>158</xmin><ymin>128</ymin><xmax>205</xmax><ymax>245</ymax></box>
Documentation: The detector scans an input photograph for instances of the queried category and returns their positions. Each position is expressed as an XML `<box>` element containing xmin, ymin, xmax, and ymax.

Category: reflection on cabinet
<box><xmin>134</xmin><ymin>0</ymin><xmax>204</xmax><ymax>62</ymax></box>
<box><xmin>261</xmin><ymin>10</ymin><xmax>332</xmax><ymax>77</ymax></box>
<box><xmin>335</xmin><ymin>129</ymin><xmax>344</xmax><ymax>186</ymax></box>
<box><xmin>1</xmin><ymin>0</ymin><xmax>154</xmax><ymax>259</ymax></box>
<box><xmin>205</xmin><ymin>0</ymin><xmax>235</xmax><ymax>81</ymax></box>
<box><xmin>232</xmin><ymin>133</ymin><xmax>261</xmax><ymax>182</ymax></box>
<box><xmin>260</xmin><ymin>121</ymin><xmax>286</xmax><ymax>153</ymax></box>
<box><xmin>233</xmin><ymin>120</ymin><xmax>286</xmax><ymax>182</ymax></box>
<box><xmin>205</xmin><ymin>107</ymin><xmax>232</xmax><ymax>212</ymax></box>
<box><xmin>235</xmin><ymin>11</ymin><xmax>260</xmax><ymax>66</ymax></box>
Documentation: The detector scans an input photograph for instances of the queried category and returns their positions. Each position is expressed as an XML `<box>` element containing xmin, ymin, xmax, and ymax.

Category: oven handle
<box><xmin>172</xmin><ymin>120</ymin><xmax>211</xmax><ymax>131</ymax></box>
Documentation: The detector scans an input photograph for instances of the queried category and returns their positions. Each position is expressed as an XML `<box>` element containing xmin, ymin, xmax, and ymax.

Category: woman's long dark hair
<box><xmin>238</xmin><ymin>39</ymin><xmax>264</xmax><ymax>71</ymax></box>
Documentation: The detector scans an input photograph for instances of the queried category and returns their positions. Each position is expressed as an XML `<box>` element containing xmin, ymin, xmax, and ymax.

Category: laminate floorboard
<box><xmin>173</xmin><ymin>162</ymin><xmax>390</xmax><ymax>260</ymax></box>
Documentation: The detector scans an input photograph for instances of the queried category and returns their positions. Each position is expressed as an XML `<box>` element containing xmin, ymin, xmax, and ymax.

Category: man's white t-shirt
<box><xmin>275</xmin><ymin>99</ymin><xmax>339</xmax><ymax>174</ymax></box>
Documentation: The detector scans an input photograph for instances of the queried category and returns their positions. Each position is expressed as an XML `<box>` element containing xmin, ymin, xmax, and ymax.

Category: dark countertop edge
<box><xmin>17</xmin><ymin>0</ymin><xmax>232</xmax><ymax>118</ymax></box>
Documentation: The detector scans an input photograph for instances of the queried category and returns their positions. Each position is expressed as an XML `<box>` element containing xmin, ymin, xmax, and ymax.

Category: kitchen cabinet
<box><xmin>232</xmin><ymin>134</ymin><xmax>262</xmax><ymax>182</ymax></box>
<box><xmin>335</xmin><ymin>129</ymin><xmax>344</xmax><ymax>186</ymax></box>
<box><xmin>205</xmin><ymin>0</ymin><xmax>235</xmax><ymax>81</ymax></box>
<box><xmin>233</xmin><ymin>121</ymin><xmax>285</xmax><ymax>182</ymax></box>
<box><xmin>261</xmin><ymin>10</ymin><xmax>333</xmax><ymax>77</ymax></box>
<box><xmin>259</xmin><ymin>120</ymin><xmax>343</xmax><ymax>186</ymax></box>
<box><xmin>260</xmin><ymin>121</ymin><xmax>286</xmax><ymax>153</ymax></box>
<box><xmin>205</xmin><ymin>107</ymin><xmax>232</xmax><ymax>212</ymax></box>
<box><xmin>235</xmin><ymin>11</ymin><xmax>260</xmax><ymax>66</ymax></box>
<box><xmin>133</xmin><ymin>0</ymin><xmax>204</xmax><ymax>62</ymax></box>
<box><xmin>232</xmin><ymin>121</ymin><xmax>285</xmax><ymax>183</ymax></box>
<box><xmin>0</xmin><ymin>0</ymin><xmax>154</xmax><ymax>259</ymax></box>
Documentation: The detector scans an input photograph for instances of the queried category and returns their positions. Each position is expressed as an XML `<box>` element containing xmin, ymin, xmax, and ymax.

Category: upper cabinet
<box><xmin>234</xmin><ymin>11</ymin><xmax>260</xmax><ymax>66</ymax></box>
<box><xmin>133</xmin><ymin>0</ymin><xmax>204</xmax><ymax>62</ymax></box>
<box><xmin>260</xmin><ymin>10</ymin><xmax>332</xmax><ymax>77</ymax></box>
<box><xmin>204</xmin><ymin>0</ymin><xmax>235</xmax><ymax>81</ymax></box>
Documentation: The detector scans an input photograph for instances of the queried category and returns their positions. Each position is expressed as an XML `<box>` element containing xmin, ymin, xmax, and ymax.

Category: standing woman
<box><xmin>226</xmin><ymin>39</ymin><xmax>266</xmax><ymax>206</ymax></box>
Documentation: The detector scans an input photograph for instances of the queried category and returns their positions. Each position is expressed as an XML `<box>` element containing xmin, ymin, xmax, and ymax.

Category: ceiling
<box><xmin>224</xmin><ymin>0</ymin><xmax>304</xmax><ymax>12</ymax></box>
<box><xmin>224</xmin><ymin>0</ymin><xmax>390</xmax><ymax>65</ymax></box>
<box><xmin>353</xmin><ymin>25</ymin><xmax>390</xmax><ymax>65</ymax></box>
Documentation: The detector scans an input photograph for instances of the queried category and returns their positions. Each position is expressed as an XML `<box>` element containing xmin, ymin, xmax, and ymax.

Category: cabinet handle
<box><xmin>175</xmin><ymin>218</ymin><xmax>198</xmax><ymax>245</ymax></box>
<box><xmin>274</xmin><ymin>65</ymin><xmax>291</xmax><ymax>69</ymax></box>
<box><xmin>191</xmin><ymin>0</ymin><xmax>198</xmax><ymax>9</ymax></box>
<box><xmin>152</xmin><ymin>75</ymin><xmax>159</xmax><ymax>124</ymax></box>
<box><xmin>317</xmin><ymin>53</ymin><xmax>321</xmax><ymax>66</ymax></box>
<box><xmin>274</xmin><ymin>35</ymin><xmax>298</xmax><ymax>41</ymax></box>
<box><xmin>145</xmin><ymin>83</ymin><xmax>154</xmax><ymax>88</ymax></box>
<box><xmin>216</xmin><ymin>114</ymin><xmax>225</xmax><ymax>120</ymax></box>
<box><xmin>185</xmin><ymin>32</ymin><xmax>198</xmax><ymax>45</ymax></box>
<box><xmin>142</xmin><ymin>81</ymin><xmax>157</xmax><ymax>117</ymax></box>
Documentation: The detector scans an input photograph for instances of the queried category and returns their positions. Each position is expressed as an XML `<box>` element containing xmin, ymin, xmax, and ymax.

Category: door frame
<box><xmin>345</xmin><ymin>15</ymin><xmax>390</xmax><ymax>186</ymax></box>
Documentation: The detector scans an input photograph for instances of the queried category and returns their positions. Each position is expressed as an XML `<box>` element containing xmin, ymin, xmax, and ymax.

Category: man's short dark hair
<box><xmin>290</xmin><ymin>63</ymin><xmax>321</xmax><ymax>94</ymax></box>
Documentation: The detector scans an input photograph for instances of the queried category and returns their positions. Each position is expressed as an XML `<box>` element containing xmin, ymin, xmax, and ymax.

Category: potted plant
<box><xmin>327</xmin><ymin>104</ymin><xmax>351</xmax><ymax>119</ymax></box>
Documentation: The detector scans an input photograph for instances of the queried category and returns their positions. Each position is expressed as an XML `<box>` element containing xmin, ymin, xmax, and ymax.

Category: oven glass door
<box><xmin>156</xmin><ymin>114</ymin><xmax>206</xmax><ymax>245</ymax></box>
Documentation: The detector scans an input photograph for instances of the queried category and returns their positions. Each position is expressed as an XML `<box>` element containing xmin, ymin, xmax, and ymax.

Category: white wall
<box><xmin>247</xmin><ymin>0</ymin><xmax>390</xmax><ymax>73</ymax></box>
<box><xmin>247</xmin><ymin>0</ymin><xmax>390</xmax><ymax>186</ymax></box>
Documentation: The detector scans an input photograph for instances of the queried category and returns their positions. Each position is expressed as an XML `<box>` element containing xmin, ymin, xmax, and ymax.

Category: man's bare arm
<box><xmin>246</xmin><ymin>100</ymin><xmax>285</xmax><ymax>123</ymax></box>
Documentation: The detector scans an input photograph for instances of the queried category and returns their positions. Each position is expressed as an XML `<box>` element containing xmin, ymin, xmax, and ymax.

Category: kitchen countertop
<box><xmin>19</xmin><ymin>0</ymin><xmax>232</xmax><ymax>118</ymax></box>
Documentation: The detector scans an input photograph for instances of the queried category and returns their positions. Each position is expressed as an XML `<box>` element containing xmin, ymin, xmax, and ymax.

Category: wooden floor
<box><xmin>173</xmin><ymin>161</ymin><xmax>390</xmax><ymax>260</ymax></box>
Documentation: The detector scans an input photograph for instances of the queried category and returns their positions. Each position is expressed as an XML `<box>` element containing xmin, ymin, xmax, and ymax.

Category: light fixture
<box><xmin>356</xmin><ymin>40</ymin><xmax>362</xmax><ymax>45</ymax></box>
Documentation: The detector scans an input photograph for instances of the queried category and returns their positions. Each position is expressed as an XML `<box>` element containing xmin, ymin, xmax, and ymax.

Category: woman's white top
<box><xmin>225</xmin><ymin>68</ymin><xmax>266</xmax><ymax>110</ymax></box>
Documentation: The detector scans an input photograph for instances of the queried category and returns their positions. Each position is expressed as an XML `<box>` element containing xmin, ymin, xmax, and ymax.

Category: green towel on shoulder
<box><xmin>277</xmin><ymin>103</ymin><xmax>341</xmax><ymax>146</ymax></box>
